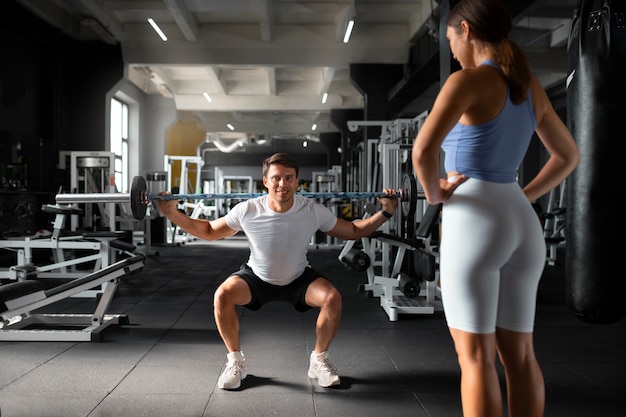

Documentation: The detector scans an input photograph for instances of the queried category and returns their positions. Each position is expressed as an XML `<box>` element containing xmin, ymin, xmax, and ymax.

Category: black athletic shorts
<box><xmin>234</xmin><ymin>263</ymin><xmax>325</xmax><ymax>312</ymax></box>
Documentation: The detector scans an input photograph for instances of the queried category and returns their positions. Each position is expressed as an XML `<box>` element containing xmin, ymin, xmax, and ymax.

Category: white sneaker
<box><xmin>308</xmin><ymin>351</ymin><xmax>340</xmax><ymax>387</ymax></box>
<box><xmin>218</xmin><ymin>351</ymin><xmax>247</xmax><ymax>389</ymax></box>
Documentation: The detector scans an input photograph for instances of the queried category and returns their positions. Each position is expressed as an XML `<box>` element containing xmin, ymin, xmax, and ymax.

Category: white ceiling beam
<box><xmin>196</xmin><ymin>118</ymin><xmax>339</xmax><ymax>134</ymax></box>
<box><xmin>205</xmin><ymin>67</ymin><xmax>227</xmax><ymax>95</ymax></box>
<box><xmin>175</xmin><ymin>94</ymin><xmax>361</xmax><ymax>112</ymax></box>
<box><xmin>163</xmin><ymin>0</ymin><xmax>199</xmax><ymax>41</ymax></box>
<box><xmin>148</xmin><ymin>66</ymin><xmax>175</xmax><ymax>88</ymax></box>
<box><xmin>266</xmin><ymin>67</ymin><xmax>277</xmax><ymax>95</ymax></box>
<box><xmin>258</xmin><ymin>0</ymin><xmax>273</xmax><ymax>42</ymax></box>
<box><xmin>121</xmin><ymin>24</ymin><xmax>410</xmax><ymax>66</ymax></box>
<box><xmin>319</xmin><ymin>67</ymin><xmax>335</xmax><ymax>95</ymax></box>
<box><xmin>336</xmin><ymin>3</ymin><xmax>355</xmax><ymax>43</ymax></box>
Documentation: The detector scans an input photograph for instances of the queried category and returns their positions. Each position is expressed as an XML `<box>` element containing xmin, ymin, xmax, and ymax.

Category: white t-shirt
<box><xmin>224</xmin><ymin>195</ymin><xmax>338</xmax><ymax>285</ymax></box>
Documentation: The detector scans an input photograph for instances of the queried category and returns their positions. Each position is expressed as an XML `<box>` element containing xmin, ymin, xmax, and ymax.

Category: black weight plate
<box><xmin>401</xmin><ymin>174</ymin><xmax>417</xmax><ymax>217</ymax></box>
<box><xmin>130</xmin><ymin>175</ymin><xmax>148</xmax><ymax>220</ymax></box>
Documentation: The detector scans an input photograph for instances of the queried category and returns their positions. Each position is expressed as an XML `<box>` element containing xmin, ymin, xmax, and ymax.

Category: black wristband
<box><xmin>380</xmin><ymin>210</ymin><xmax>393</xmax><ymax>219</ymax></box>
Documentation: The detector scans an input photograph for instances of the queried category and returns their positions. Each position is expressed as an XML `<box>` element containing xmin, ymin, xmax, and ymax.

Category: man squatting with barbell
<box><xmin>156</xmin><ymin>152</ymin><xmax>399</xmax><ymax>389</ymax></box>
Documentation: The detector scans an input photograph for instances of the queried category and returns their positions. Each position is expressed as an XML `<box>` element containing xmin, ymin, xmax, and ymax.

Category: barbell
<box><xmin>55</xmin><ymin>175</ymin><xmax>423</xmax><ymax>220</ymax></box>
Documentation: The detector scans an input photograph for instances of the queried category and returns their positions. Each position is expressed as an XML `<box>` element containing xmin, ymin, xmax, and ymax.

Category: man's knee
<box><xmin>214</xmin><ymin>276</ymin><xmax>250</xmax><ymax>307</ymax></box>
<box><xmin>306</xmin><ymin>279</ymin><xmax>342</xmax><ymax>310</ymax></box>
<box><xmin>213</xmin><ymin>284</ymin><xmax>228</xmax><ymax>305</ymax></box>
<box><xmin>322</xmin><ymin>286</ymin><xmax>342</xmax><ymax>311</ymax></box>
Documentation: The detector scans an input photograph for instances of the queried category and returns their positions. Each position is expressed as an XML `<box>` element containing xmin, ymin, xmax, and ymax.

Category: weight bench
<box><xmin>0</xmin><ymin>254</ymin><xmax>145</xmax><ymax>342</ymax></box>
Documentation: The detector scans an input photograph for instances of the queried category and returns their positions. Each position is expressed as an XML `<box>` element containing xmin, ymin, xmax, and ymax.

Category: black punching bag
<box><xmin>565</xmin><ymin>0</ymin><xmax>626</xmax><ymax>324</ymax></box>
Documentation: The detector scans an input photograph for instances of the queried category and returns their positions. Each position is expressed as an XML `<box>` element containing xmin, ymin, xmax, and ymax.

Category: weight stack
<box><xmin>565</xmin><ymin>0</ymin><xmax>626</xmax><ymax>324</ymax></box>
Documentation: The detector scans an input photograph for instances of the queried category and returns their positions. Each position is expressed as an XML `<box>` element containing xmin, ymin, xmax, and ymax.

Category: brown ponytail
<box><xmin>498</xmin><ymin>38</ymin><xmax>531</xmax><ymax>104</ymax></box>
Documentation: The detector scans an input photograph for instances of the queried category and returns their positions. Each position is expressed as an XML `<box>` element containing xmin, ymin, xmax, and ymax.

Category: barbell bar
<box><xmin>55</xmin><ymin>175</ymin><xmax>423</xmax><ymax>220</ymax></box>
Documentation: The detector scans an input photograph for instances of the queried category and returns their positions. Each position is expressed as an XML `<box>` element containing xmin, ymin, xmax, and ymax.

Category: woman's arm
<box><xmin>523</xmin><ymin>76</ymin><xmax>580</xmax><ymax>202</ymax></box>
<box><xmin>412</xmin><ymin>70</ymin><xmax>473</xmax><ymax>204</ymax></box>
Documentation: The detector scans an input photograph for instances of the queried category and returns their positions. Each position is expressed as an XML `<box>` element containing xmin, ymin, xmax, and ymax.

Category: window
<box><xmin>110</xmin><ymin>97</ymin><xmax>129</xmax><ymax>192</ymax></box>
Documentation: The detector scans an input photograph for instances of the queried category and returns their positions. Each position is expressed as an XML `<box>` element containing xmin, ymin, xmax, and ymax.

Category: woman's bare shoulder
<box><xmin>528</xmin><ymin>74</ymin><xmax>551</xmax><ymax>122</ymax></box>
<box><xmin>444</xmin><ymin>65</ymin><xmax>501</xmax><ymax>94</ymax></box>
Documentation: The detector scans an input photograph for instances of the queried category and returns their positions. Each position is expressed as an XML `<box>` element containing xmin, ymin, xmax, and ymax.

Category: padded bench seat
<box><xmin>0</xmin><ymin>281</ymin><xmax>46</xmax><ymax>314</ymax></box>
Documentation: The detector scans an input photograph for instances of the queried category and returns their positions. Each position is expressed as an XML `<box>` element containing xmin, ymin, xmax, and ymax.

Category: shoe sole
<box><xmin>308</xmin><ymin>369</ymin><xmax>340</xmax><ymax>387</ymax></box>
<box><xmin>219</xmin><ymin>371</ymin><xmax>247</xmax><ymax>390</ymax></box>
<box><xmin>219</xmin><ymin>380</ymin><xmax>240</xmax><ymax>390</ymax></box>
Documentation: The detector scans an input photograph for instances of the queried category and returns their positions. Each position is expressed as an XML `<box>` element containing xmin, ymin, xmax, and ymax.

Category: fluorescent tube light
<box><xmin>322</xmin><ymin>93</ymin><xmax>328</xmax><ymax>104</ymax></box>
<box><xmin>343</xmin><ymin>20</ymin><xmax>354</xmax><ymax>43</ymax></box>
<box><xmin>311</xmin><ymin>124</ymin><xmax>317</xmax><ymax>131</ymax></box>
<box><xmin>203</xmin><ymin>92</ymin><xmax>213</xmax><ymax>103</ymax></box>
<box><xmin>148</xmin><ymin>18</ymin><xmax>168</xmax><ymax>41</ymax></box>
<box><xmin>227</xmin><ymin>123</ymin><xmax>235</xmax><ymax>131</ymax></box>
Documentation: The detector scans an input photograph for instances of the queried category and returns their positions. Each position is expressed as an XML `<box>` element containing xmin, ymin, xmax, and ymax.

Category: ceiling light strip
<box><xmin>147</xmin><ymin>18</ymin><xmax>168</xmax><ymax>41</ymax></box>
<box><xmin>343</xmin><ymin>20</ymin><xmax>354</xmax><ymax>43</ymax></box>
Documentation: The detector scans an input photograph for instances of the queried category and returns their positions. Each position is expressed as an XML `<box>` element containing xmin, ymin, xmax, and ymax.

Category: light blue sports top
<box><xmin>441</xmin><ymin>59</ymin><xmax>537</xmax><ymax>183</ymax></box>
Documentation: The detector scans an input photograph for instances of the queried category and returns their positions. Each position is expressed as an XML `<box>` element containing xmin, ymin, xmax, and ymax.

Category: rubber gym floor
<box><xmin>1</xmin><ymin>236</ymin><xmax>624</xmax><ymax>417</ymax></box>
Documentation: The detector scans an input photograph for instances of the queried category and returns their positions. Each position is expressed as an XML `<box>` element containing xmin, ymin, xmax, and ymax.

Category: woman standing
<box><xmin>411</xmin><ymin>1</ymin><xmax>579</xmax><ymax>416</ymax></box>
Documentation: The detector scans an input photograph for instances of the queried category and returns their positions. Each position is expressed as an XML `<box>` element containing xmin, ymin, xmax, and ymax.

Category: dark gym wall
<box><xmin>0</xmin><ymin>0</ymin><xmax>123</xmax><ymax>194</ymax></box>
